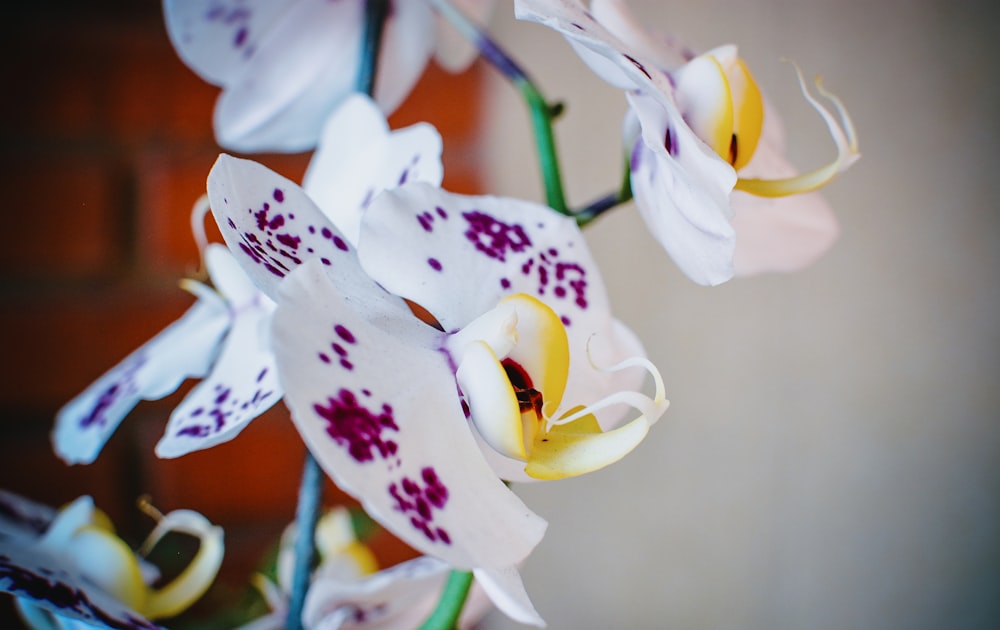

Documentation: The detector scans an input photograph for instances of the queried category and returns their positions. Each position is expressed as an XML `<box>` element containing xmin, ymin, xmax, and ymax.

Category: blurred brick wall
<box><xmin>0</xmin><ymin>2</ymin><xmax>485</xmax><ymax>625</ymax></box>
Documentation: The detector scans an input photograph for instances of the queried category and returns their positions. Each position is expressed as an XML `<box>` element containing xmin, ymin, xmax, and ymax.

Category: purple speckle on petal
<box><xmin>314</xmin><ymin>389</ymin><xmax>398</xmax><ymax>463</ymax></box>
<box><xmin>427</xmin><ymin>258</ymin><xmax>442</xmax><ymax>271</ymax></box>
<box><xmin>389</xmin><ymin>466</ymin><xmax>451</xmax><ymax>545</ymax></box>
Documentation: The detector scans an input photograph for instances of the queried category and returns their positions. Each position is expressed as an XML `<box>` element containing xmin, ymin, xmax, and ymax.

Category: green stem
<box><xmin>573</xmin><ymin>155</ymin><xmax>634</xmax><ymax>226</ymax></box>
<box><xmin>418</xmin><ymin>570</ymin><xmax>475</xmax><ymax>630</ymax></box>
<box><xmin>357</xmin><ymin>0</ymin><xmax>390</xmax><ymax>96</ymax></box>
<box><xmin>285</xmin><ymin>451</ymin><xmax>323</xmax><ymax>630</ymax></box>
<box><xmin>428</xmin><ymin>0</ymin><xmax>568</xmax><ymax>214</ymax></box>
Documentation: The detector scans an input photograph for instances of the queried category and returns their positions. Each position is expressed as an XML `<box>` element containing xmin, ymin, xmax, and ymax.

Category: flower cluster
<box><xmin>3</xmin><ymin>1</ymin><xmax>857</xmax><ymax>628</ymax></box>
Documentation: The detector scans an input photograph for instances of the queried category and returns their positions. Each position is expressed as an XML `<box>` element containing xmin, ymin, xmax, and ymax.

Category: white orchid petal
<box><xmin>272</xmin><ymin>261</ymin><xmax>546</xmax><ymax>571</ymax></box>
<box><xmin>52</xmin><ymin>290</ymin><xmax>230</xmax><ymax>465</ymax></box>
<box><xmin>474</xmin><ymin>565</ymin><xmax>545</xmax><ymax>627</ymax></box>
<box><xmin>303</xmin><ymin>95</ymin><xmax>443</xmax><ymax>246</ymax></box>
<box><xmin>628</xmin><ymin>91</ymin><xmax>738</xmax><ymax>286</ymax></box>
<box><xmin>0</xmin><ymin>541</ymin><xmax>154</xmax><ymax>629</ymax></box>
<box><xmin>206</xmin><ymin>0</ymin><xmax>368</xmax><ymax>152</ymax></box>
<box><xmin>155</xmin><ymin>296</ymin><xmax>280</xmax><ymax>458</ymax></box>
<box><xmin>162</xmin><ymin>0</ymin><xmax>288</xmax><ymax>86</ymax></box>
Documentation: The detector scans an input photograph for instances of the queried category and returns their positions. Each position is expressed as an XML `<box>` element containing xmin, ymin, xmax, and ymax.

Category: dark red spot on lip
<box><xmin>273</xmin><ymin>188</ymin><xmax>284</xmax><ymax>202</ymax></box>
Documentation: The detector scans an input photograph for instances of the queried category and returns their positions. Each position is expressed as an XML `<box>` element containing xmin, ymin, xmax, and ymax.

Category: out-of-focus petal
<box><xmin>210</xmin><ymin>0</ymin><xmax>366</xmax><ymax>152</ymax></box>
<box><xmin>272</xmin><ymin>261</ymin><xmax>547</xmax><ymax>571</ymax></box>
<box><xmin>372</xmin><ymin>2</ymin><xmax>437</xmax><ymax>115</ymax></box>
<box><xmin>162</xmin><ymin>0</ymin><xmax>288</xmax><ymax>86</ymax></box>
<box><xmin>433</xmin><ymin>0</ymin><xmax>497</xmax><ymax>72</ymax></box>
<box><xmin>303</xmin><ymin>95</ymin><xmax>443</xmax><ymax>246</ymax></box>
<box><xmin>0</xmin><ymin>541</ymin><xmax>159</xmax><ymax>630</ymax></box>
<box><xmin>52</xmin><ymin>289</ymin><xmax>229</xmax><ymax>465</ymax></box>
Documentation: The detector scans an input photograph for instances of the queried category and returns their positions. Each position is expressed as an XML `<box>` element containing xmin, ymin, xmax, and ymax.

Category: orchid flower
<box><xmin>242</xmin><ymin>508</ymin><xmax>489</xmax><ymax>629</ymax></box>
<box><xmin>163</xmin><ymin>0</ymin><xmax>496</xmax><ymax>152</ymax></box>
<box><xmin>516</xmin><ymin>0</ymin><xmax>859</xmax><ymax>285</ymax></box>
<box><xmin>206</xmin><ymin>153</ymin><xmax>668</xmax><ymax>625</ymax></box>
<box><xmin>53</xmin><ymin>94</ymin><xmax>441</xmax><ymax>466</ymax></box>
<box><xmin>52</xmin><ymin>214</ymin><xmax>281</xmax><ymax>464</ymax></box>
<box><xmin>0</xmin><ymin>490</ymin><xmax>223</xmax><ymax>629</ymax></box>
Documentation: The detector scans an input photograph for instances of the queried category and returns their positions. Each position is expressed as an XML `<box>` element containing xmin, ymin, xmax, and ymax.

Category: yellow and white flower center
<box><xmin>452</xmin><ymin>293</ymin><xmax>668</xmax><ymax>480</ymax></box>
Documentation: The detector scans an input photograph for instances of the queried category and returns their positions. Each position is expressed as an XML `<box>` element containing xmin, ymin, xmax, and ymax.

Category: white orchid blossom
<box><xmin>516</xmin><ymin>0</ymin><xmax>859</xmax><ymax>285</ymax></box>
<box><xmin>0</xmin><ymin>490</ymin><xmax>222</xmax><ymax>630</ymax></box>
<box><xmin>52</xmin><ymin>216</ymin><xmax>280</xmax><ymax>464</ymax></box>
<box><xmin>53</xmin><ymin>95</ymin><xmax>442</xmax><ymax>466</ymax></box>
<box><xmin>163</xmin><ymin>0</ymin><xmax>496</xmax><ymax>152</ymax></box>
<box><xmin>241</xmin><ymin>508</ymin><xmax>490</xmax><ymax>629</ymax></box>
<box><xmin>206</xmin><ymin>148</ymin><xmax>668</xmax><ymax>625</ymax></box>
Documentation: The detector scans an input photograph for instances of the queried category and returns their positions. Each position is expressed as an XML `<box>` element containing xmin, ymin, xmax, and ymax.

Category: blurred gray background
<box><xmin>480</xmin><ymin>1</ymin><xmax>1000</xmax><ymax>627</ymax></box>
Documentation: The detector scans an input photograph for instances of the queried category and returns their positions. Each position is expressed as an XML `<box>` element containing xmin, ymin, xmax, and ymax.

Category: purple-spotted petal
<box><xmin>272</xmin><ymin>260</ymin><xmax>546</xmax><ymax>571</ymax></box>
<box><xmin>52</xmin><ymin>290</ymin><xmax>230</xmax><ymax>465</ymax></box>
<box><xmin>155</xmin><ymin>296</ymin><xmax>279</xmax><ymax>458</ymax></box>
<box><xmin>0</xmin><ymin>490</ymin><xmax>56</xmax><ymax>539</ymax></box>
<box><xmin>359</xmin><ymin>184</ymin><xmax>647</xmax><ymax>430</ymax></box>
<box><xmin>208</xmin><ymin>154</ymin><xmax>414</xmax><ymax>329</ymax></box>
<box><xmin>208</xmin><ymin>0</ymin><xmax>368</xmax><ymax>152</ymax></box>
<box><xmin>0</xmin><ymin>542</ymin><xmax>159</xmax><ymax>630</ymax></box>
<box><xmin>303</xmin><ymin>94</ymin><xmax>443</xmax><ymax>246</ymax></box>
<box><xmin>628</xmin><ymin>91</ymin><xmax>738</xmax><ymax>285</ymax></box>
<box><xmin>162</xmin><ymin>0</ymin><xmax>287</xmax><ymax>87</ymax></box>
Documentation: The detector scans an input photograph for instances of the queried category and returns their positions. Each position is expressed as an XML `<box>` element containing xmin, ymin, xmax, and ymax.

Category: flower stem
<box><xmin>358</xmin><ymin>0</ymin><xmax>390</xmax><ymax>96</ymax></box>
<box><xmin>428</xmin><ymin>0</ymin><xmax>569</xmax><ymax>214</ymax></box>
<box><xmin>573</xmin><ymin>156</ymin><xmax>634</xmax><ymax>226</ymax></box>
<box><xmin>418</xmin><ymin>569</ymin><xmax>475</xmax><ymax>630</ymax></box>
<box><xmin>285</xmin><ymin>451</ymin><xmax>323</xmax><ymax>630</ymax></box>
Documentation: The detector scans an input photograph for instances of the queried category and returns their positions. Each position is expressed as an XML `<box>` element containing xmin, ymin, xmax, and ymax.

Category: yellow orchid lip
<box><xmin>454</xmin><ymin>293</ymin><xmax>669</xmax><ymax>480</ymax></box>
<box><xmin>37</xmin><ymin>496</ymin><xmax>224</xmax><ymax>621</ymax></box>
<box><xmin>735</xmin><ymin>62</ymin><xmax>860</xmax><ymax>198</ymax></box>
<box><xmin>672</xmin><ymin>48</ymin><xmax>858</xmax><ymax>199</ymax></box>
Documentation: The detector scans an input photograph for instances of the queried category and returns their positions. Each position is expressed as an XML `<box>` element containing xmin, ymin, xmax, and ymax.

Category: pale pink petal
<box><xmin>731</xmin><ymin>101</ymin><xmax>839</xmax><ymax>275</ymax></box>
